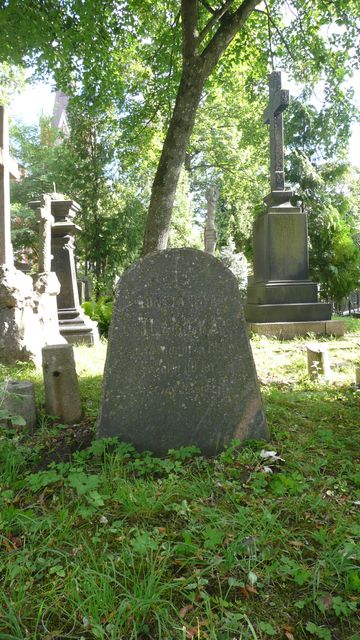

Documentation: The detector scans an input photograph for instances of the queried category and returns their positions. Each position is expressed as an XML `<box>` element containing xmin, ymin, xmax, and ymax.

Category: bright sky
<box><xmin>9</xmin><ymin>73</ymin><xmax>360</xmax><ymax>167</ymax></box>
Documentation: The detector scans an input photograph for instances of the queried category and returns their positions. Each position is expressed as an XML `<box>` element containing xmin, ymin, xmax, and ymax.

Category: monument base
<box><xmin>246</xmin><ymin>301</ymin><xmax>331</xmax><ymax>323</ymax></box>
<box><xmin>58</xmin><ymin>308</ymin><xmax>99</xmax><ymax>345</ymax></box>
<box><xmin>248</xmin><ymin>319</ymin><xmax>344</xmax><ymax>339</ymax></box>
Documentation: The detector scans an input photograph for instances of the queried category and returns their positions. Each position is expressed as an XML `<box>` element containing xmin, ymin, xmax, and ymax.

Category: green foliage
<box><xmin>2</xmin><ymin>0</ymin><xmax>360</xmax><ymax>261</ymax></box>
<box><xmin>0</xmin><ymin>62</ymin><xmax>24</xmax><ymax>105</ymax></box>
<box><xmin>82</xmin><ymin>297</ymin><xmax>113</xmax><ymax>337</ymax></box>
<box><xmin>287</xmin><ymin>99</ymin><xmax>360</xmax><ymax>302</ymax></box>
<box><xmin>9</xmin><ymin>117</ymin><xmax>67</xmax><ymax>263</ymax></box>
<box><xmin>1</xmin><ymin>329</ymin><xmax>360</xmax><ymax>637</ymax></box>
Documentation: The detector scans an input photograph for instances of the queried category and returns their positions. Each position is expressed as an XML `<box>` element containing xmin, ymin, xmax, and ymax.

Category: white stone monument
<box><xmin>0</xmin><ymin>105</ymin><xmax>42</xmax><ymax>364</ymax></box>
<box><xmin>0</xmin><ymin>109</ymin><xmax>65</xmax><ymax>364</ymax></box>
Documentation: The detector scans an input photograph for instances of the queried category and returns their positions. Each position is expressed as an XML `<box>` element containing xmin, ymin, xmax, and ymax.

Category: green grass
<box><xmin>0</xmin><ymin>324</ymin><xmax>359</xmax><ymax>639</ymax></box>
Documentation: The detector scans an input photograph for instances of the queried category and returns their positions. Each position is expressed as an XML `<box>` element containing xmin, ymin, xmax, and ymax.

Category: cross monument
<box><xmin>0</xmin><ymin>105</ymin><xmax>19</xmax><ymax>266</ymax></box>
<box><xmin>263</xmin><ymin>70</ymin><xmax>289</xmax><ymax>193</ymax></box>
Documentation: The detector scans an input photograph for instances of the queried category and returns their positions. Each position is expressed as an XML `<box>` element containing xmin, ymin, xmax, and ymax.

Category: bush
<box><xmin>82</xmin><ymin>297</ymin><xmax>113</xmax><ymax>337</ymax></box>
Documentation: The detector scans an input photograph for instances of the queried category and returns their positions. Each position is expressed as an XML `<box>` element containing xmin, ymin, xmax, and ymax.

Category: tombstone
<box><xmin>97</xmin><ymin>248</ymin><xmax>269</xmax><ymax>456</ymax></box>
<box><xmin>0</xmin><ymin>105</ymin><xmax>43</xmax><ymax>364</ymax></box>
<box><xmin>31</xmin><ymin>194</ymin><xmax>66</xmax><ymax>346</ymax></box>
<box><xmin>29</xmin><ymin>194</ymin><xmax>98</xmax><ymax>345</ymax></box>
<box><xmin>245</xmin><ymin>71</ymin><xmax>343</xmax><ymax>338</ymax></box>
<box><xmin>204</xmin><ymin>186</ymin><xmax>218</xmax><ymax>256</ymax></box>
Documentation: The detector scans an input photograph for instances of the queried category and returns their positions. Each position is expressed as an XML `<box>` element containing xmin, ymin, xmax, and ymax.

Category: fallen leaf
<box><xmin>284</xmin><ymin>632</ymin><xmax>294</xmax><ymax>640</ymax></box>
<box><xmin>179</xmin><ymin>604</ymin><xmax>193</xmax><ymax>618</ymax></box>
<box><xmin>246</xmin><ymin>585</ymin><xmax>258</xmax><ymax>594</ymax></box>
<box><xmin>186</xmin><ymin>626</ymin><xmax>198</xmax><ymax>638</ymax></box>
<box><xmin>289</xmin><ymin>540</ymin><xmax>304</xmax><ymax>548</ymax></box>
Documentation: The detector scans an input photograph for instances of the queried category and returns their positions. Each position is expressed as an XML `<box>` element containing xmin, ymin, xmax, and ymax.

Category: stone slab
<box><xmin>248</xmin><ymin>320</ymin><xmax>344</xmax><ymax>339</ymax></box>
<box><xmin>247</xmin><ymin>281</ymin><xmax>318</xmax><ymax>305</ymax></box>
<box><xmin>97</xmin><ymin>248</ymin><xmax>269</xmax><ymax>456</ymax></box>
<box><xmin>246</xmin><ymin>301</ymin><xmax>331</xmax><ymax>323</ymax></box>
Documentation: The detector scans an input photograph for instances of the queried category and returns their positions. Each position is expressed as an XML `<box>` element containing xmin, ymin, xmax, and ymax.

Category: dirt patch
<box><xmin>26</xmin><ymin>419</ymin><xmax>96</xmax><ymax>470</ymax></box>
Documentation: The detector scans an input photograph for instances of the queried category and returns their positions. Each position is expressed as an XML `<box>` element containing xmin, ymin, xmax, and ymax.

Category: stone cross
<box><xmin>263</xmin><ymin>71</ymin><xmax>289</xmax><ymax>192</ymax></box>
<box><xmin>37</xmin><ymin>194</ymin><xmax>54</xmax><ymax>272</ymax></box>
<box><xmin>0</xmin><ymin>105</ymin><xmax>19</xmax><ymax>266</ymax></box>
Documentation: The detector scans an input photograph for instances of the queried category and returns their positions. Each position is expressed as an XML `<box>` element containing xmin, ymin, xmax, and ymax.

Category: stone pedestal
<box><xmin>245</xmin><ymin>193</ymin><xmax>334</xmax><ymax>333</ymax></box>
<box><xmin>30</xmin><ymin>196</ymin><xmax>98</xmax><ymax>345</ymax></box>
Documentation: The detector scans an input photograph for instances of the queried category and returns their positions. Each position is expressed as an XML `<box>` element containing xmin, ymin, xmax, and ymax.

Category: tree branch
<box><xmin>199</xmin><ymin>0</ymin><xmax>216</xmax><ymax>14</ymax></box>
<box><xmin>200</xmin><ymin>0</ymin><xmax>261</xmax><ymax>75</ymax></box>
<box><xmin>199</xmin><ymin>0</ymin><xmax>235</xmax><ymax>43</ymax></box>
<box><xmin>181</xmin><ymin>0</ymin><xmax>199</xmax><ymax>60</ymax></box>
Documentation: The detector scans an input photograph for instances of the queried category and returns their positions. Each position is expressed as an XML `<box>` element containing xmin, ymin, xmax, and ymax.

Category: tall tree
<box><xmin>1</xmin><ymin>0</ymin><xmax>359</xmax><ymax>254</ymax></box>
<box><xmin>286</xmin><ymin>98</ymin><xmax>360</xmax><ymax>302</ymax></box>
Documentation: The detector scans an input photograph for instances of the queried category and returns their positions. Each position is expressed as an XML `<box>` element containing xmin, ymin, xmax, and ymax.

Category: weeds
<box><xmin>0</xmin><ymin>325</ymin><xmax>359</xmax><ymax>639</ymax></box>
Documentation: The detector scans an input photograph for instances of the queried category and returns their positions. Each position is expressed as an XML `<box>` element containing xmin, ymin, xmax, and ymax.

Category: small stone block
<box><xmin>0</xmin><ymin>380</ymin><xmax>37</xmax><ymax>429</ymax></box>
<box><xmin>306</xmin><ymin>343</ymin><xmax>331</xmax><ymax>379</ymax></box>
<box><xmin>42</xmin><ymin>344</ymin><xmax>82</xmax><ymax>423</ymax></box>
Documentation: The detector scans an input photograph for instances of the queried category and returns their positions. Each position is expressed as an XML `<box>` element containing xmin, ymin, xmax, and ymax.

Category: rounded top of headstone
<box><xmin>119</xmin><ymin>247</ymin><xmax>239</xmax><ymax>294</ymax></box>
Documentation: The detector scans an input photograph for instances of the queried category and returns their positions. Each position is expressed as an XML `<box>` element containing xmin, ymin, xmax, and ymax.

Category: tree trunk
<box><xmin>142</xmin><ymin>0</ymin><xmax>259</xmax><ymax>255</ymax></box>
<box><xmin>142</xmin><ymin>61</ymin><xmax>205</xmax><ymax>255</ymax></box>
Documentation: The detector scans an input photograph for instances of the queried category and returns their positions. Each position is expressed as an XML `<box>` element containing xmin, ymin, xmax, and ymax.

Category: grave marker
<box><xmin>245</xmin><ymin>71</ymin><xmax>342</xmax><ymax>336</ymax></box>
<box><xmin>97</xmin><ymin>248</ymin><xmax>268</xmax><ymax>456</ymax></box>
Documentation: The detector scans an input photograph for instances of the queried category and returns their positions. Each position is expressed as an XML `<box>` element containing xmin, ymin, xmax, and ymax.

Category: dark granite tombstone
<box><xmin>97</xmin><ymin>248</ymin><xmax>268</xmax><ymax>456</ymax></box>
<box><xmin>245</xmin><ymin>71</ymin><xmax>332</xmax><ymax>328</ymax></box>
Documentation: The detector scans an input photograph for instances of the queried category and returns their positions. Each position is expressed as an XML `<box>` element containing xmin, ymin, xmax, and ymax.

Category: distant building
<box><xmin>52</xmin><ymin>90</ymin><xmax>69</xmax><ymax>137</ymax></box>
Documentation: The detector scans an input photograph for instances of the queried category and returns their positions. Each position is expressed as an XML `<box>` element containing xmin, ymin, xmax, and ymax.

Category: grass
<box><xmin>0</xmin><ymin>323</ymin><xmax>359</xmax><ymax>640</ymax></box>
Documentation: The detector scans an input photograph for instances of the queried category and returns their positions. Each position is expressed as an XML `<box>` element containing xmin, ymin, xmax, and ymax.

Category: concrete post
<box><xmin>42</xmin><ymin>344</ymin><xmax>82</xmax><ymax>423</ymax></box>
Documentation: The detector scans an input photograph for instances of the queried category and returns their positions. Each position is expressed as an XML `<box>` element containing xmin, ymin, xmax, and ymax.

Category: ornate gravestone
<box><xmin>97</xmin><ymin>248</ymin><xmax>268</xmax><ymax>456</ymax></box>
<box><xmin>245</xmin><ymin>72</ymin><xmax>343</xmax><ymax>338</ymax></box>
<box><xmin>30</xmin><ymin>194</ymin><xmax>98</xmax><ymax>345</ymax></box>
